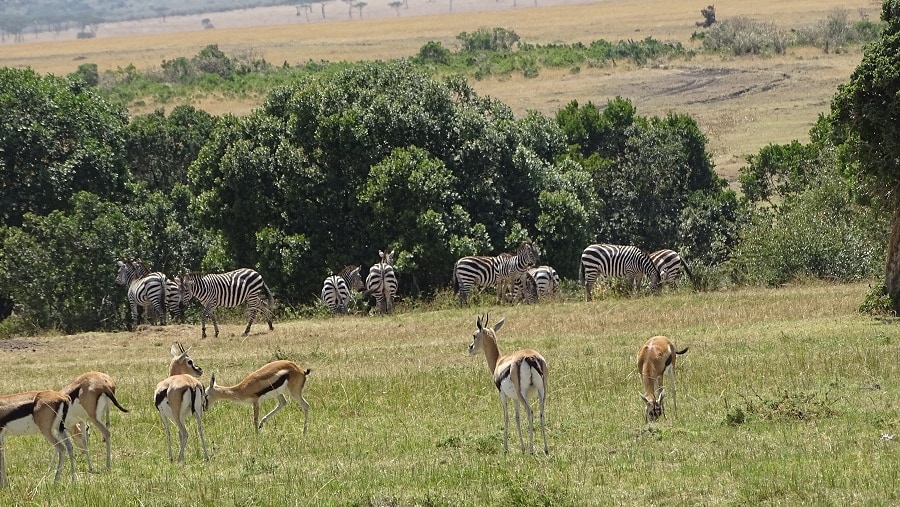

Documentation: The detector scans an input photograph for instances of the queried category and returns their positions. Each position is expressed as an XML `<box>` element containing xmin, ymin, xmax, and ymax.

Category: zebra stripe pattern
<box><xmin>181</xmin><ymin>268</ymin><xmax>275</xmax><ymax>339</ymax></box>
<box><xmin>453</xmin><ymin>242</ymin><xmax>539</xmax><ymax>304</ymax></box>
<box><xmin>649</xmin><ymin>249</ymin><xmax>693</xmax><ymax>289</ymax></box>
<box><xmin>513</xmin><ymin>265</ymin><xmax>560</xmax><ymax>304</ymax></box>
<box><xmin>321</xmin><ymin>265</ymin><xmax>364</xmax><ymax>315</ymax></box>
<box><xmin>366</xmin><ymin>250</ymin><xmax>398</xmax><ymax>314</ymax></box>
<box><xmin>579</xmin><ymin>244</ymin><xmax>660</xmax><ymax>301</ymax></box>
<box><xmin>115</xmin><ymin>258</ymin><xmax>168</xmax><ymax>328</ymax></box>
<box><xmin>166</xmin><ymin>277</ymin><xmax>188</xmax><ymax>323</ymax></box>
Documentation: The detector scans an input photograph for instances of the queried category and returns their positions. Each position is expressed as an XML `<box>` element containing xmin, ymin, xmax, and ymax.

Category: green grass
<box><xmin>0</xmin><ymin>282</ymin><xmax>897</xmax><ymax>505</ymax></box>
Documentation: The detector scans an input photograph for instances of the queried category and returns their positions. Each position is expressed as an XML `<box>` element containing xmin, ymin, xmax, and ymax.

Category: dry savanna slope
<box><xmin>0</xmin><ymin>0</ymin><xmax>877</xmax><ymax>181</ymax></box>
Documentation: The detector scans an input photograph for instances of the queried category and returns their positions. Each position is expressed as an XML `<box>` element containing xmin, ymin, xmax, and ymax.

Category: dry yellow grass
<box><xmin>0</xmin><ymin>0</ymin><xmax>878</xmax><ymax>180</ymax></box>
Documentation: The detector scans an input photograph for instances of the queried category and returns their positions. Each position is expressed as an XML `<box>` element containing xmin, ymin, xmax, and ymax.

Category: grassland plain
<box><xmin>0</xmin><ymin>282</ymin><xmax>897</xmax><ymax>505</ymax></box>
<box><xmin>0</xmin><ymin>0</ymin><xmax>878</xmax><ymax>180</ymax></box>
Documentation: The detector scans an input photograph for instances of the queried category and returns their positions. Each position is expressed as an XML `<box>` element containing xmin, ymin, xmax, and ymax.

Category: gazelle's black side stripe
<box><xmin>0</xmin><ymin>402</ymin><xmax>35</xmax><ymax>428</ymax></box>
<box><xmin>255</xmin><ymin>373</ymin><xmax>289</xmax><ymax>398</ymax></box>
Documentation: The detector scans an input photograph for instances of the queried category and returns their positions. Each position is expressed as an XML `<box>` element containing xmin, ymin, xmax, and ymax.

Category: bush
<box><xmin>702</xmin><ymin>16</ymin><xmax>790</xmax><ymax>55</ymax></box>
<box><xmin>416</xmin><ymin>41</ymin><xmax>451</xmax><ymax>65</ymax></box>
<box><xmin>732</xmin><ymin>175</ymin><xmax>886</xmax><ymax>286</ymax></box>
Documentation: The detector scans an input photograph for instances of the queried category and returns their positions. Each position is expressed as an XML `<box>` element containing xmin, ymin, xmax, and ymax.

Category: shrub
<box><xmin>731</xmin><ymin>175</ymin><xmax>886</xmax><ymax>286</ymax></box>
<box><xmin>702</xmin><ymin>16</ymin><xmax>790</xmax><ymax>55</ymax></box>
<box><xmin>416</xmin><ymin>41</ymin><xmax>451</xmax><ymax>65</ymax></box>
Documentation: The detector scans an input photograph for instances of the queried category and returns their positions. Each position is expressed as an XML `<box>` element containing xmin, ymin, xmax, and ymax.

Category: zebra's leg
<box><xmin>243</xmin><ymin>305</ymin><xmax>256</xmax><ymax>336</ymax></box>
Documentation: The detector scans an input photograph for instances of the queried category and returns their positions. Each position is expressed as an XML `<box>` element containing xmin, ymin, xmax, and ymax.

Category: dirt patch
<box><xmin>0</xmin><ymin>339</ymin><xmax>42</xmax><ymax>352</ymax></box>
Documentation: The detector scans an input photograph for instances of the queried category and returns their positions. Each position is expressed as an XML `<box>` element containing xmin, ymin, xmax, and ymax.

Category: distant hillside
<box><xmin>0</xmin><ymin>0</ymin><xmax>300</xmax><ymax>39</ymax></box>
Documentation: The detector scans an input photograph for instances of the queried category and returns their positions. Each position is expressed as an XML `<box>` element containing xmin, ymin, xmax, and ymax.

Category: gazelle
<box><xmin>206</xmin><ymin>360</ymin><xmax>311</xmax><ymax>434</ymax></box>
<box><xmin>467</xmin><ymin>314</ymin><xmax>548</xmax><ymax>455</ymax></box>
<box><xmin>61</xmin><ymin>371</ymin><xmax>129</xmax><ymax>472</ymax></box>
<box><xmin>154</xmin><ymin>343</ymin><xmax>209</xmax><ymax>462</ymax></box>
<box><xmin>637</xmin><ymin>335</ymin><xmax>689</xmax><ymax>422</ymax></box>
<box><xmin>0</xmin><ymin>390</ymin><xmax>76</xmax><ymax>487</ymax></box>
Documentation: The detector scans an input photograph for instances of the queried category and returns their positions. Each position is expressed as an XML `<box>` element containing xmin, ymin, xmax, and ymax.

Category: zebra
<box><xmin>453</xmin><ymin>242</ymin><xmax>540</xmax><ymax>305</ymax></box>
<box><xmin>321</xmin><ymin>265</ymin><xmax>365</xmax><ymax>315</ymax></box>
<box><xmin>649</xmin><ymin>249</ymin><xmax>694</xmax><ymax>290</ymax></box>
<box><xmin>115</xmin><ymin>258</ymin><xmax>168</xmax><ymax>329</ymax></box>
<box><xmin>579</xmin><ymin>244</ymin><xmax>661</xmax><ymax>301</ymax></box>
<box><xmin>512</xmin><ymin>265</ymin><xmax>560</xmax><ymax>304</ymax></box>
<box><xmin>166</xmin><ymin>277</ymin><xmax>188</xmax><ymax>323</ymax></box>
<box><xmin>181</xmin><ymin>268</ymin><xmax>275</xmax><ymax>339</ymax></box>
<box><xmin>365</xmin><ymin>250</ymin><xmax>398</xmax><ymax>314</ymax></box>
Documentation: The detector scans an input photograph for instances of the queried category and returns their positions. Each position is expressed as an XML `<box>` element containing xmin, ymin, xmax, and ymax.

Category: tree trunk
<box><xmin>885</xmin><ymin>205</ymin><xmax>900</xmax><ymax>313</ymax></box>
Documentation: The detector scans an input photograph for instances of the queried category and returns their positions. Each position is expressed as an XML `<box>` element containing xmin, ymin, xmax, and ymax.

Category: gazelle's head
<box><xmin>169</xmin><ymin>342</ymin><xmax>203</xmax><ymax>378</ymax></box>
<box><xmin>469</xmin><ymin>313</ymin><xmax>504</xmax><ymax>355</ymax></box>
<box><xmin>205</xmin><ymin>373</ymin><xmax>220</xmax><ymax>409</ymax></box>
<box><xmin>641</xmin><ymin>389</ymin><xmax>665</xmax><ymax>422</ymax></box>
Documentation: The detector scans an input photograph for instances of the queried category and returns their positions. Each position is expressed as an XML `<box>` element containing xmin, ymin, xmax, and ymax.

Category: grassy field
<box><xmin>0</xmin><ymin>0</ymin><xmax>878</xmax><ymax>180</ymax></box>
<box><xmin>0</xmin><ymin>282</ymin><xmax>897</xmax><ymax>505</ymax></box>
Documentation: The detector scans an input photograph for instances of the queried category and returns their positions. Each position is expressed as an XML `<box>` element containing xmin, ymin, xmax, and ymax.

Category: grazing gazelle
<box><xmin>206</xmin><ymin>360</ymin><xmax>311</xmax><ymax>434</ymax></box>
<box><xmin>637</xmin><ymin>335</ymin><xmax>689</xmax><ymax>422</ymax></box>
<box><xmin>61</xmin><ymin>371</ymin><xmax>129</xmax><ymax>472</ymax></box>
<box><xmin>154</xmin><ymin>343</ymin><xmax>209</xmax><ymax>462</ymax></box>
<box><xmin>0</xmin><ymin>390</ymin><xmax>76</xmax><ymax>487</ymax></box>
<box><xmin>467</xmin><ymin>314</ymin><xmax>548</xmax><ymax>455</ymax></box>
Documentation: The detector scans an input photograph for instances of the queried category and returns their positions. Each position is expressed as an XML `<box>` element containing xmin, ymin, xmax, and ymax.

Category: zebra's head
<box><xmin>517</xmin><ymin>242</ymin><xmax>540</xmax><ymax>268</ymax></box>
<box><xmin>378</xmin><ymin>250</ymin><xmax>396</xmax><ymax>266</ymax></box>
<box><xmin>181</xmin><ymin>271</ymin><xmax>201</xmax><ymax>297</ymax></box>
<box><xmin>115</xmin><ymin>258</ymin><xmax>148</xmax><ymax>286</ymax></box>
<box><xmin>342</xmin><ymin>265</ymin><xmax>365</xmax><ymax>291</ymax></box>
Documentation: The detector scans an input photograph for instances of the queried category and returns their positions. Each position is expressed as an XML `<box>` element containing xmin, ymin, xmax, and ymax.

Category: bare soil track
<box><xmin>0</xmin><ymin>0</ymin><xmax>878</xmax><ymax>181</ymax></box>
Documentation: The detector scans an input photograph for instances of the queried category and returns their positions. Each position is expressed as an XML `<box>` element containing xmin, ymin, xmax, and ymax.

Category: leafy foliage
<box><xmin>0</xmin><ymin>67</ymin><xmax>129</xmax><ymax>228</ymax></box>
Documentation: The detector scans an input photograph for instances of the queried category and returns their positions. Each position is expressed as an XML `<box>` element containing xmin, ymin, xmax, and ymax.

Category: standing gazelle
<box><xmin>0</xmin><ymin>390</ymin><xmax>76</xmax><ymax>487</ymax></box>
<box><xmin>154</xmin><ymin>343</ymin><xmax>209</xmax><ymax>462</ymax></box>
<box><xmin>61</xmin><ymin>371</ymin><xmax>129</xmax><ymax>472</ymax></box>
<box><xmin>467</xmin><ymin>314</ymin><xmax>548</xmax><ymax>455</ymax></box>
<box><xmin>206</xmin><ymin>360</ymin><xmax>311</xmax><ymax>433</ymax></box>
<box><xmin>637</xmin><ymin>335</ymin><xmax>689</xmax><ymax>423</ymax></box>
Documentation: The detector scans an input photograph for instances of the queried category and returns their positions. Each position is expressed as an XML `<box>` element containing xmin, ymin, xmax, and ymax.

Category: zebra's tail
<box><xmin>682</xmin><ymin>260</ymin><xmax>695</xmax><ymax>284</ymax></box>
<box><xmin>452</xmin><ymin>267</ymin><xmax>460</xmax><ymax>294</ymax></box>
<box><xmin>578</xmin><ymin>260</ymin><xmax>585</xmax><ymax>285</ymax></box>
<box><xmin>262</xmin><ymin>282</ymin><xmax>276</xmax><ymax>311</ymax></box>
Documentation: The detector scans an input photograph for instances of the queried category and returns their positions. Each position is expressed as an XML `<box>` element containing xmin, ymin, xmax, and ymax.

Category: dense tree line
<box><xmin>3</xmin><ymin>12</ymin><xmax>897</xmax><ymax>333</ymax></box>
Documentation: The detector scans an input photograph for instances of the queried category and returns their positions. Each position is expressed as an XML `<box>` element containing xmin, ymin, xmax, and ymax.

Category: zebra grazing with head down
<box><xmin>366</xmin><ymin>250</ymin><xmax>398</xmax><ymax>314</ymax></box>
<box><xmin>649</xmin><ymin>249</ymin><xmax>693</xmax><ymax>290</ymax></box>
<box><xmin>321</xmin><ymin>265</ymin><xmax>365</xmax><ymax>315</ymax></box>
<box><xmin>181</xmin><ymin>268</ymin><xmax>275</xmax><ymax>339</ymax></box>
<box><xmin>165</xmin><ymin>277</ymin><xmax>188</xmax><ymax>323</ymax></box>
<box><xmin>453</xmin><ymin>242</ymin><xmax>540</xmax><ymax>305</ymax></box>
<box><xmin>579</xmin><ymin>244</ymin><xmax>660</xmax><ymax>301</ymax></box>
<box><xmin>115</xmin><ymin>258</ymin><xmax>168</xmax><ymax>329</ymax></box>
<box><xmin>513</xmin><ymin>265</ymin><xmax>560</xmax><ymax>304</ymax></box>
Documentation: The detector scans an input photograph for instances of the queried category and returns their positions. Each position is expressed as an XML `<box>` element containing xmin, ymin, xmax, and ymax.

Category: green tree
<box><xmin>0</xmin><ymin>67</ymin><xmax>129</xmax><ymax>228</ymax></box>
<box><xmin>829</xmin><ymin>0</ymin><xmax>900</xmax><ymax>311</ymax></box>
<box><xmin>0</xmin><ymin>193</ymin><xmax>138</xmax><ymax>333</ymax></box>
<box><xmin>125</xmin><ymin>105</ymin><xmax>216</xmax><ymax>192</ymax></box>
<box><xmin>739</xmin><ymin>141</ymin><xmax>823</xmax><ymax>207</ymax></box>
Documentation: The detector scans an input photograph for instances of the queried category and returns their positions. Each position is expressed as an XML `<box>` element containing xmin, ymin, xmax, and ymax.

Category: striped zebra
<box><xmin>166</xmin><ymin>277</ymin><xmax>188</xmax><ymax>323</ymax></box>
<box><xmin>453</xmin><ymin>242</ymin><xmax>540</xmax><ymax>305</ymax></box>
<box><xmin>649</xmin><ymin>249</ymin><xmax>693</xmax><ymax>290</ymax></box>
<box><xmin>579</xmin><ymin>244</ymin><xmax>661</xmax><ymax>301</ymax></box>
<box><xmin>513</xmin><ymin>265</ymin><xmax>560</xmax><ymax>304</ymax></box>
<box><xmin>115</xmin><ymin>258</ymin><xmax>168</xmax><ymax>329</ymax></box>
<box><xmin>366</xmin><ymin>250</ymin><xmax>398</xmax><ymax>314</ymax></box>
<box><xmin>181</xmin><ymin>268</ymin><xmax>275</xmax><ymax>339</ymax></box>
<box><xmin>321</xmin><ymin>265</ymin><xmax>365</xmax><ymax>315</ymax></box>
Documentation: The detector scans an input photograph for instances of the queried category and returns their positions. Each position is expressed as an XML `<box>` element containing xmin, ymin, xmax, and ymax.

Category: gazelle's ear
<box><xmin>476</xmin><ymin>315</ymin><xmax>483</xmax><ymax>331</ymax></box>
<box><xmin>638</xmin><ymin>392</ymin><xmax>650</xmax><ymax>404</ymax></box>
<box><xmin>656</xmin><ymin>389</ymin><xmax>666</xmax><ymax>403</ymax></box>
<box><xmin>170</xmin><ymin>343</ymin><xmax>181</xmax><ymax>357</ymax></box>
<box><xmin>493</xmin><ymin>318</ymin><xmax>505</xmax><ymax>332</ymax></box>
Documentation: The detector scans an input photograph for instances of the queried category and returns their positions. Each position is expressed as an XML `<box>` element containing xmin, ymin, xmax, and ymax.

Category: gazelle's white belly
<box><xmin>3</xmin><ymin>416</ymin><xmax>42</xmax><ymax>436</ymax></box>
